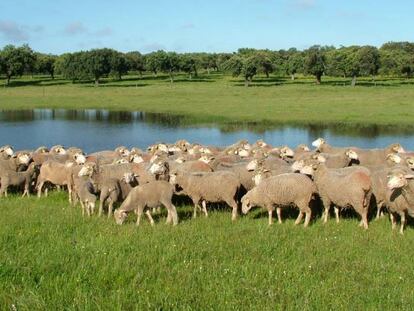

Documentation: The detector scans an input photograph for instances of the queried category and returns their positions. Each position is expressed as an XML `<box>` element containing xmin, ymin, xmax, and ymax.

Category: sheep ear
<box><xmin>404</xmin><ymin>174</ymin><xmax>414</xmax><ymax>179</ymax></box>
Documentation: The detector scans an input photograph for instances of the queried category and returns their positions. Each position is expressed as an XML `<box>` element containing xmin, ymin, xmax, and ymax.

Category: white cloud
<box><xmin>0</xmin><ymin>20</ymin><xmax>29</xmax><ymax>41</ymax></box>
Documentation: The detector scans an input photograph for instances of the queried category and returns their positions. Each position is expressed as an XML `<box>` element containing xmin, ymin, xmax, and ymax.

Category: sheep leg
<box><xmin>322</xmin><ymin>199</ymin><xmax>331</xmax><ymax>224</ymax></box>
<box><xmin>295</xmin><ymin>212</ymin><xmax>304</xmax><ymax>225</ymax></box>
<box><xmin>334</xmin><ymin>206</ymin><xmax>340</xmax><ymax>223</ymax></box>
<box><xmin>226</xmin><ymin>200</ymin><xmax>238</xmax><ymax>221</ymax></box>
<box><xmin>136</xmin><ymin>208</ymin><xmax>142</xmax><ymax>226</ymax></box>
<box><xmin>37</xmin><ymin>181</ymin><xmax>44</xmax><ymax>198</ymax></box>
<box><xmin>192</xmin><ymin>198</ymin><xmax>200</xmax><ymax>219</ymax></box>
<box><xmin>268</xmin><ymin>209</ymin><xmax>273</xmax><ymax>226</ymax></box>
<box><xmin>166</xmin><ymin>210</ymin><xmax>172</xmax><ymax>224</ymax></box>
<box><xmin>145</xmin><ymin>210</ymin><xmax>155</xmax><ymax>226</ymax></box>
<box><xmin>80</xmin><ymin>201</ymin><xmax>85</xmax><ymax>217</ymax></box>
<box><xmin>201</xmin><ymin>200</ymin><xmax>208</xmax><ymax>218</ymax></box>
<box><xmin>375</xmin><ymin>202</ymin><xmax>384</xmax><ymax>220</ymax></box>
<box><xmin>390</xmin><ymin>213</ymin><xmax>396</xmax><ymax>231</ymax></box>
<box><xmin>45</xmin><ymin>187</ymin><xmax>48</xmax><ymax>197</ymax></box>
<box><xmin>107</xmin><ymin>201</ymin><xmax>114</xmax><ymax>219</ymax></box>
<box><xmin>400</xmin><ymin>212</ymin><xmax>406</xmax><ymax>235</ymax></box>
<box><xmin>304</xmin><ymin>209</ymin><xmax>312</xmax><ymax>227</ymax></box>
<box><xmin>22</xmin><ymin>185</ymin><xmax>29</xmax><ymax>197</ymax></box>
<box><xmin>276</xmin><ymin>207</ymin><xmax>282</xmax><ymax>224</ymax></box>
<box><xmin>170</xmin><ymin>204</ymin><xmax>178</xmax><ymax>226</ymax></box>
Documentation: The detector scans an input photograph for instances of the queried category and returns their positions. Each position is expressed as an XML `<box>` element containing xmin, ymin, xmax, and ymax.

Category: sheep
<box><xmin>0</xmin><ymin>153</ymin><xmax>31</xmax><ymax>172</ymax></box>
<box><xmin>0</xmin><ymin>162</ymin><xmax>38</xmax><ymax>197</ymax></box>
<box><xmin>215</xmin><ymin>162</ymin><xmax>256</xmax><ymax>192</ymax></box>
<box><xmin>251</xmin><ymin>165</ymin><xmax>292</xmax><ymax>186</ymax></box>
<box><xmin>96</xmin><ymin>173</ymin><xmax>139</xmax><ymax>218</ymax></box>
<box><xmin>241</xmin><ymin>173</ymin><xmax>317</xmax><ymax>226</ymax></box>
<box><xmin>36</xmin><ymin>160</ymin><xmax>81</xmax><ymax>202</ymax></box>
<box><xmin>170</xmin><ymin>171</ymin><xmax>241</xmax><ymax>221</ymax></box>
<box><xmin>72</xmin><ymin>177</ymin><xmax>97</xmax><ymax>216</ymax></box>
<box><xmin>300</xmin><ymin>163</ymin><xmax>372</xmax><ymax>229</ymax></box>
<box><xmin>114</xmin><ymin>180</ymin><xmax>178</xmax><ymax>226</ymax></box>
<box><xmin>386</xmin><ymin>168</ymin><xmax>414</xmax><ymax>234</ymax></box>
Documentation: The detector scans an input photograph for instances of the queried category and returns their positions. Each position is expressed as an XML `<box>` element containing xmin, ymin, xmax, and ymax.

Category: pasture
<box><xmin>1</xmin><ymin>192</ymin><xmax>414</xmax><ymax>310</ymax></box>
<box><xmin>1</xmin><ymin>74</ymin><xmax>414</xmax><ymax>127</ymax></box>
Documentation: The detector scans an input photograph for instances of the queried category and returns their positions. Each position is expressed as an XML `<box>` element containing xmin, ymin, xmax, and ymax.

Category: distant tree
<box><xmin>200</xmin><ymin>53</ymin><xmax>217</xmax><ymax>74</ymax></box>
<box><xmin>83</xmin><ymin>48</ymin><xmax>113</xmax><ymax>86</ymax></box>
<box><xmin>158</xmin><ymin>51</ymin><xmax>180</xmax><ymax>83</ymax></box>
<box><xmin>216</xmin><ymin>53</ymin><xmax>232</xmax><ymax>70</ymax></box>
<box><xmin>304</xmin><ymin>45</ymin><xmax>327</xmax><ymax>84</ymax></box>
<box><xmin>180</xmin><ymin>54</ymin><xmax>198</xmax><ymax>79</ymax></box>
<box><xmin>54</xmin><ymin>52</ymin><xmax>88</xmax><ymax>82</ymax></box>
<box><xmin>0</xmin><ymin>44</ymin><xmax>36</xmax><ymax>85</ymax></box>
<box><xmin>254</xmin><ymin>51</ymin><xmax>274</xmax><ymax>78</ymax></box>
<box><xmin>145</xmin><ymin>51</ymin><xmax>164</xmax><ymax>76</ymax></box>
<box><xmin>36</xmin><ymin>53</ymin><xmax>57</xmax><ymax>79</ymax></box>
<box><xmin>357</xmin><ymin>46</ymin><xmax>380</xmax><ymax>79</ymax></box>
<box><xmin>286</xmin><ymin>51</ymin><xmax>304</xmax><ymax>80</ymax></box>
<box><xmin>223</xmin><ymin>55</ymin><xmax>258</xmax><ymax>87</ymax></box>
<box><xmin>109</xmin><ymin>51</ymin><xmax>129</xmax><ymax>80</ymax></box>
<box><xmin>125</xmin><ymin>51</ymin><xmax>145</xmax><ymax>76</ymax></box>
<box><xmin>379</xmin><ymin>42</ymin><xmax>414</xmax><ymax>78</ymax></box>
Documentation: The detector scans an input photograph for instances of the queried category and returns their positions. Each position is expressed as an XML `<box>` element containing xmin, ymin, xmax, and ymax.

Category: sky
<box><xmin>0</xmin><ymin>0</ymin><xmax>412</xmax><ymax>54</ymax></box>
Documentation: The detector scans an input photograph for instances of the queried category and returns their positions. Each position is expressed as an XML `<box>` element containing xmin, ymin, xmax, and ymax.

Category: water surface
<box><xmin>0</xmin><ymin>109</ymin><xmax>413</xmax><ymax>152</ymax></box>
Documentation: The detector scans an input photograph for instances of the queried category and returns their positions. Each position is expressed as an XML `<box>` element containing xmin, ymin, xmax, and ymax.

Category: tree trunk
<box><xmin>94</xmin><ymin>78</ymin><xmax>99</xmax><ymax>87</ymax></box>
<box><xmin>189</xmin><ymin>73</ymin><xmax>192</xmax><ymax>80</ymax></box>
<box><xmin>351</xmin><ymin>75</ymin><xmax>357</xmax><ymax>87</ymax></box>
<box><xmin>194</xmin><ymin>68</ymin><xmax>198</xmax><ymax>77</ymax></box>
<box><xmin>315</xmin><ymin>73</ymin><xmax>322</xmax><ymax>84</ymax></box>
<box><xmin>207</xmin><ymin>68</ymin><xmax>210</xmax><ymax>75</ymax></box>
<box><xmin>291</xmin><ymin>74</ymin><xmax>295</xmax><ymax>80</ymax></box>
<box><xmin>169</xmin><ymin>72</ymin><xmax>174</xmax><ymax>83</ymax></box>
<box><xmin>51</xmin><ymin>72</ymin><xmax>54</xmax><ymax>80</ymax></box>
<box><xmin>244</xmin><ymin>77</ymin><xmax>250</xmax><ymax>87</ymax></box>
<box><xmin>265</xmin><ymin>72</ymin><xmax>269</xmax><ymax>78</ymax></box>
<box><xmin>6</xmin><ymin>75</ymin><xmax>11</xmax><ymax>85</ymax></box>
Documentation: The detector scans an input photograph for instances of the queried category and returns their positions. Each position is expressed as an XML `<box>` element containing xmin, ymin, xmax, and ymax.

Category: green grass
<box><xmin>1</xmin><ymin>192</ymin><xmax>414</xmax><ymax>310</ymax></box>
<box><xmin>1</xmin><ymin>73</ymin><xmax>414</xmax><ymax>127</ymax></box>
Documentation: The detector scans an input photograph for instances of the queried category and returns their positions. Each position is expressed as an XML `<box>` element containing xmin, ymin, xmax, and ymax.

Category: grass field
<box><xmin>1</xmin><ymin>192</ymin><xmax>414</xmax><ymax>310</ymax></box>
<box><xmin>1</xmin><ymin>73</ymin><xmax>414</xmax><ymax>127</ymax></box>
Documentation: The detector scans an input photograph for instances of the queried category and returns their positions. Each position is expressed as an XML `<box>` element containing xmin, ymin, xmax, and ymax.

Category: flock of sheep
<box><xmin>1</xmin><ymin>138</ymin><xmax>414</xmax><ymax>233</ymax></box>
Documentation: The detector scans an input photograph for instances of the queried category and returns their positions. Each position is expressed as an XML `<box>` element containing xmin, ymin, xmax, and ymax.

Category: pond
<box><xmin>0</xmin><ymin>109</ymin><xmax>413</xmax><ymax>152</ymax></box>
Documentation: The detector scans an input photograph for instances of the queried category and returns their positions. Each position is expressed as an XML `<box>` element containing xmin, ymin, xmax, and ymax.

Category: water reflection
<box><xmin>0</xmin><ymin>109</ymin><xmax>413</xmax><ymax>152</ymax></box>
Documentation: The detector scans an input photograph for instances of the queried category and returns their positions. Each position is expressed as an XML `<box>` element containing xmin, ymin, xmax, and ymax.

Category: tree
<box><xmin>54</xmin><ymin>52</ymin><xmax>88</xmax><ymax>82</ymax></box>
<box><xmin>36</xmin><ymin>53</ymin><xmax>57</xmax><ymax>79</ymax></box>
<box><xmin>200</xmin><ymin>53</ymin><xmax>217</xmax><ymax>74</ymax></box>
<box><xmin>180</xmin><ymin>54</ymin><xmax>198</xmax><ymax>79</ymax></box>
<box><xmin>109</xmin><ymin>51</ymin><xmax>129</xmax><ymax>80</ymax></box>
<box><xmin>254</xmin><ymin>51</ymin><xmax>274</xmax><ymax>78</ymax></box>
<box><xmin>0</xmin><ymin>44</ymin><xmax>35</xmax><ymax>85</ymax></box>
<box><xmin>145</xmin><ymin>51</ymin><xmax>164</xmax><ymax>76</ymax></box>
<box><xmin>286</xmin><ymin>51</ymin><xmax>304</xmax><ymax>80</ymax></box>
<box><xmin>304</xmin><ymin>45</ymin><xmax>327</xmax><ymax>84</ymax></box>
<box><xmin>125</xmin><ymin>51</ymin><xmax>145</xmax><ymax>76</ymax></box>
<box><xmin>223</xmin><ymin>55</ymin><xmax>258</xmax><ymax>87</ymax></box>
<box><xmin>158</xmin><ymin>51</ymin><xmax>180</xmax><ymax>83</ymax></box>
<box><xmin>83</xmin><ymin>48</ymin><xmax>113</xmax><ymax>86</ymax></box>
<box><xmin>357</xmin><ymin>46</ymin><xmax>380</xmax><ymax>79</ymax></box>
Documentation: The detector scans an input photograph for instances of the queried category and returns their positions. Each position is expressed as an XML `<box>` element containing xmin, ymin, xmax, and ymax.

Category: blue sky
<box><xmin>0</xmin><ymin>0</ymin><xmax>412</xmax><ymax>54</ymax></box>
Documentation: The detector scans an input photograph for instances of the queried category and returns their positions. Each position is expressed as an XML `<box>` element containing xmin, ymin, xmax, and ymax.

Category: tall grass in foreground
<box><xmin>1</xmin><ymin>192</ymin><xmax>414</xmax><ymax>310</ymax></box>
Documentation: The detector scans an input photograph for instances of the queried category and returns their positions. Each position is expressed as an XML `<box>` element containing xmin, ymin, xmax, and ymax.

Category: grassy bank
<box><xmin>1</xmin><ymin>74</ymin><xmax>414</xmax><ymax>127</ymax></box>
<box><xmin>1</xmin><ymin>192</ymin><xmax>414</xmax><ymax>310</ymax></box>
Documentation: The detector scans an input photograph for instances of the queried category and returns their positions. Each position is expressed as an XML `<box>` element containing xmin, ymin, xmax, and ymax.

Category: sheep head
<box><xmin>311</xmin><ymin>138</ymin><xmax>325</xmax><ymax>149</ymax></box>
<box><xmin>114</xmin><ymin>209</ymin><xmax>127</xmax><ymax>225</ymax></box>
<box><xmin>387</xmin><ymin>172</ymin><xmax>414</xmax><ymax>190</ymax></box>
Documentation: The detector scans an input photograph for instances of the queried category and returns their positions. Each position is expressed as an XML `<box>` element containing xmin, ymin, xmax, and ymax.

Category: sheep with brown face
<box><xmin>241</xmin><ymin>173</ymin><xmax>317</xmax><ymax>226</ymax></box>
<box><xmin>114</xmin><ymin>180</ymin><xmax>178</xmax><ymax>226</ymax></box>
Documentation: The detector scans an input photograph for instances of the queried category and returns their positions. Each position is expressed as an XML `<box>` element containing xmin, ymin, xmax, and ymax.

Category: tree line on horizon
<box><xmin>0</xmin><ymin>42</ymin><xmax>413</xmax><ymax>87</ymax></box>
